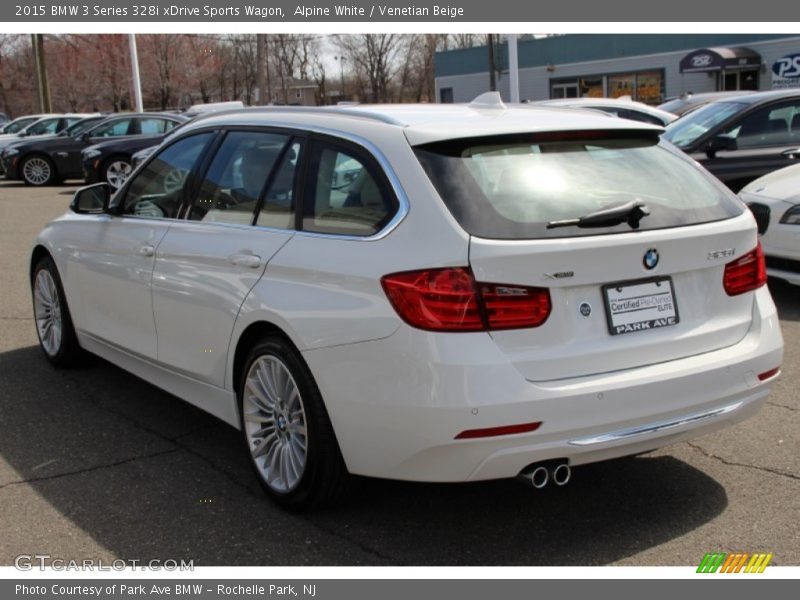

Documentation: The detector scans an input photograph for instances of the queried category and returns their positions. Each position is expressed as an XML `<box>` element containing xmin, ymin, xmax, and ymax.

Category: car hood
<box><xmin>740</xmin><ymin>163</ymin><xmax>800</xmax><ymax>205</ymax></box>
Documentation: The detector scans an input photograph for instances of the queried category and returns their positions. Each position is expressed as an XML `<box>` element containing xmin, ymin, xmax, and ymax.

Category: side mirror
<box><xmin>70</xmin><ymin>183</ymin><xmax>111</xmax><ymax>214</ymax></box>
<box><xmin>706</xmin><ymin>134</ymin><xmax>737</xmax><ymax>158</ymax></box>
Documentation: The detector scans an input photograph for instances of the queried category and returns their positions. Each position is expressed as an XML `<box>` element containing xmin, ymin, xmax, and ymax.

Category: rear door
<box><xmin>415</xmin><ymin>132</ymin><xmax>757</xmax><ymax>381</ymax></box>
<box><xmin>151</xmin><ymin>129</ymin><xmax>302</xmax><ymax>386</ymax></box>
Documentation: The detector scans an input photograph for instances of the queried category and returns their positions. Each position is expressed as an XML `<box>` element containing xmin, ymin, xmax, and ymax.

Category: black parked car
<box><xmin>2</xmin><ymin>112</ymin><xmax>185</xmax><ymax>186</ymax></box>
<box><xmin>82</xmin><ymin>132</ymin><xmax>182</xmax><ymax>190</ymax></box>
<box><xmin>662</xmin><ymin>89</ymin><xmax>800</xmax><ymax>191</ymax></box>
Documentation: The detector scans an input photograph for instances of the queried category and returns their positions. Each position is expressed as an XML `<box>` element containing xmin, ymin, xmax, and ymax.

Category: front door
<box><xmin>75</xmin><ymin>131</ymin><xmax>215</xmax><ymax>357</ymax></box>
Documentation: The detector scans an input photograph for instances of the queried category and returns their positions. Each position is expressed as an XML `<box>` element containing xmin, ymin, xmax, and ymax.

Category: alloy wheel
<box><xmin>106</xmin><ymin>160</ymin><xmax>132</xmax><ymax>189</ymax></box>
<box><xmin>243</xmin><ymin>355</ymin><xmax>308</xmax><ymax>493</ymax></box>
<box><xmin>23</xmin><ymin>157</ymin><xmax>51</xmax><ymax>185</ymax></box>
<box><xmin>33</xmin><ymin>269</ymin><xmax>62</xmax><ymax>356</ymax></box>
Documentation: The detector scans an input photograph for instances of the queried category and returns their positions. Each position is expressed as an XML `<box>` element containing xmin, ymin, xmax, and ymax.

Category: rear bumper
<box><xmin>302</xmin><ymin>287</ymin><xmax>783</xmax><ymax>482</ymax></box>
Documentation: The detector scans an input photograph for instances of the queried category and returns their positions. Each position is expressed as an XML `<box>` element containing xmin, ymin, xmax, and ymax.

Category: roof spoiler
<box><xmin>469</xmin><ymin>92</ymin><xmax>507</xmax><ymax>110</ymax></box>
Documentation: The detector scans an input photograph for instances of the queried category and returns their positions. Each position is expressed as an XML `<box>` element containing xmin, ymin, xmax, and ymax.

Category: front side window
<box><xmin>25</xmin><ymin>118</ymin><xmax>60</xmax><ymax>135</ymax></box>
<box><xmin>415</xmin><ymin>133</ymin><xmax>743</xmax><ymax>240</ymax></box>
<box><xmin>189</xmin><ymin>131</ymin><xmax>291</xmax><ymax>225</ymax></box>
<box><xmin>119</xmin><ymin>132</ymin><xmax>213</xmax><ymax>219</ymax></box>
<box><xmin>721</xmin><ymin>101</ymin><xmax>800</xmax><ymax>149</ymax></box>
<box><xmin>303</xmin><ymin>142</ymin><xmax>396</xmax><ymax>236</ymax></box>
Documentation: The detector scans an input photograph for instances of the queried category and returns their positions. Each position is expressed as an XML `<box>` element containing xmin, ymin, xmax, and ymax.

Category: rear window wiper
<box><xmin>546</xmin><ymin>200</ymin><xmax>651</xmax><ymax>230</ymax></box>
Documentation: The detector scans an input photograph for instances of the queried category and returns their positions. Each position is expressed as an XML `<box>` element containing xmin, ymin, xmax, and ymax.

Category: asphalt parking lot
<box><xmin>0</xmin><ymin>179</ymin><xmax>798</xmax><ymax>567</ymax></box>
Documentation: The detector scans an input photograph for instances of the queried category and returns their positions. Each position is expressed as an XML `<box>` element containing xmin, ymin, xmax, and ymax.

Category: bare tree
<box><xmin>335</xmin><ymin>34</ymin><xmax>402</xmax><ymax>103</ymax></box>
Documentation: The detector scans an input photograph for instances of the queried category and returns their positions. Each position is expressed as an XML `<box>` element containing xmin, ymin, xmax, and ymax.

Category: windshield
<box><xmin>414</xmin><ymin>132</ymin><xmax>742</xmax><ymax>240</ymax></box>
<box><xmin>662</xmin><ymin>101</ymin><xmax>745</xmax><ymax>149</ymax></box>
<box><xmin>3</xmin><ymin>118</ymin><xmax>37</xmax><ymax>134</ymax></box>
<box><xmin>64</xmin><ymin>117</ymin><xmax>104</xmax><ymax>136</ymax></box>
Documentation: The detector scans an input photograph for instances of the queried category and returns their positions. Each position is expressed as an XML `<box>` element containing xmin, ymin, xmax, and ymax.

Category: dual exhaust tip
<box><xmin>519</xmin><ymin>461</ymin><xmax>571</xmax><ymax>489</ymax></box>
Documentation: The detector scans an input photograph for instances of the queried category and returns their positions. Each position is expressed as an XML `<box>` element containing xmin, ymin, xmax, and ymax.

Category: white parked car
<box><xmin>30</xmin><ymin>95</ymin><xmax>783</xmax><ymax>509</ymax></box>
<box><xmin>740</xmin><ymin>163</ymin><xmax>800</xmax><ymax>286</ymax></box>
<box><xmin>531</xmin><ymin>97</ymin><xmax>678</xmax><ymax>126</ymax></box>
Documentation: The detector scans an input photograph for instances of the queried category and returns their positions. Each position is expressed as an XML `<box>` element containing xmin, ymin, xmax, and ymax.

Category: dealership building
<box><xmin>434</xmin><ymin>34</ymin><xmax>800</xmax><ymax>105</ymax></box>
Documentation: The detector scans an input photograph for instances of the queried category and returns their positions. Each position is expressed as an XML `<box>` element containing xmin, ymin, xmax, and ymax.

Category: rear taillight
<box><xmin>723</xmin><ymin>243</ymin><xmax>767</xmax><ymax>296</ymax></box>
<box><xmin>381</xmin><ymin>267</ymin><xmax>550</xmax><ymax>332</ymax></box>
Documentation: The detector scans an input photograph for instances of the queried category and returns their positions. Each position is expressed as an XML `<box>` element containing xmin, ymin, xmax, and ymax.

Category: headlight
<box><xmin>4</xmin><ymin>147</ymin><xmax>19</xmax><ymax>157</ymax></box>
<box><xmin>780</xmin><ymin>205</ymin><xmax>800</xmax><ymax>225</ymax></box>
<box><xmin>83</xmin><ymin>149</ymin><xmax>102</xmax><ymax>159</ymax></box>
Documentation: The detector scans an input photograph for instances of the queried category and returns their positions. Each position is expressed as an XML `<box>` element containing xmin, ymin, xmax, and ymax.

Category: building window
<box><xmin>550</xmin><ymin>69</ymin><xmax>664</xmax><ymax>105</ymax></box>
<box><xmin>440</xmin><ymin>88</ymin><xmax>454</xmax><ymax>103</ymax></box>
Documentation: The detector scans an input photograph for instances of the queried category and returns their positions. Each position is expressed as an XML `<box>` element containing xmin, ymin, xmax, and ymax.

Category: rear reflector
<box><xmin>381</xmin><ymin>267</ymin><xmax>551</xmax><ymax>332</ymax></box>
<box><xmin>455</xmin><ymin>421</ymin><xmax>542</xmax><ymax>440</ymax></box>
<box><xmin>723</xmin><ymin>243</ymin><xmax>767</xmax><ymax>296</ymax></box>
<box><xmin>758</xmin><ymin>367</ymin><xmax>780</xmax><ymax>381</ymax></box>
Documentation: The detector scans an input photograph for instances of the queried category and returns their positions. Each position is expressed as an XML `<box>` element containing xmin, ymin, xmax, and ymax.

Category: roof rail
<box><xmin>469</xmin><ymin>92</ymin><xmax>507</xmax><ymax>110</ymax></box>
<box><xmin>209</xmin><ymin>105</ymin><xmax>407</xmax><ymax>127</ymax></box>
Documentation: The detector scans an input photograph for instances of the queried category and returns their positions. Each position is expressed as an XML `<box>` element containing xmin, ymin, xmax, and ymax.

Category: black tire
<box><xmin>239</xmin><ymin>336</ymin><xmax>351</xmax><ymax>510</ymax></box>
<box><xmin>102</xmin><ymin>155</ymin><xmax>132</xmax><ymax>190</ymax></box>
<box><xmin>31</xmin><ymin>255</ymin><xmax>85</xmax><ymax>367</ymax></box>
<box><xmin>20</xmin><ymin>154</ymin><xmax>57</xmax><ymax>186</ymax></box>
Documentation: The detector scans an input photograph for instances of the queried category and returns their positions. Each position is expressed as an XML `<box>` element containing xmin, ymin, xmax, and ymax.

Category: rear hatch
<box><xmin>414</xmin><ymin>130</ymin><xmax>759</xmax><ymax>381</ymax></box>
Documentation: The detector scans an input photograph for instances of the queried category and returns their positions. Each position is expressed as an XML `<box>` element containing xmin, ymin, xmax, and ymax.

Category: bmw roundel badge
<box><xmin>643</xmin><ymin>248</ymin><xmax>659</xmax><ymax>270</ymax></box>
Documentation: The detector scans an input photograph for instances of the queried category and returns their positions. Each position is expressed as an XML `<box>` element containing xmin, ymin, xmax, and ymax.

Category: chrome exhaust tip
<box><xmin>552</xmin><ymin>463</ymin><xmax>571</xmax><ymax>486</ymax></box>
<box><xmin>527</xmin><ymin>465</ymin><xmax>549</xmax><ymax>489</ymax></box>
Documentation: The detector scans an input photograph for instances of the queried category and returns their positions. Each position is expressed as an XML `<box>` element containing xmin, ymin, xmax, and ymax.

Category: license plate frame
<box><xmin>602</xmin><ymin>276</ymin><xmax>680</xmax><ymax>336</ymax></box>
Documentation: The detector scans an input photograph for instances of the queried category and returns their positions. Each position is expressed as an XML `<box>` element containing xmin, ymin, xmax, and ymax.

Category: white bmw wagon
<box><xmin>31</xmin><ymin>96</ymin><xmax>784</xmax><ymax>509</ymax></box>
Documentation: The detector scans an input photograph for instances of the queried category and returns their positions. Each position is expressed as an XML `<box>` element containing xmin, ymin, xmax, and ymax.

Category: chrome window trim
<box><xmin>112</xmin><ymin>124</ymin><xmax>410</xmax><ymax>241</ymax></box>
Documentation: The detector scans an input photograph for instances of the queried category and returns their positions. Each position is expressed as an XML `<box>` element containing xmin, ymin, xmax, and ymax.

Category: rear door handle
<box><xmin>228</xmin><ymin>253</ymin><xmax>262</xmax><ymax>268</ymax></box>
<box><xmin>781</xmin><ymin>148</ymin><xmax>800</xmax><ymax>158</ymax></box>
<box><xmin>138</xmin><ymin>244</ymin><xmax>155</xmax><ymax>257</ymax></box>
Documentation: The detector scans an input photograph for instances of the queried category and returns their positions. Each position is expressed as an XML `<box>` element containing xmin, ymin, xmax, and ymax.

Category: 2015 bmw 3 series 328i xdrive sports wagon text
<box><xmin>30</xmin><ymin>95</ymin><xmax>783</xmax><ymax>509</ymax></box>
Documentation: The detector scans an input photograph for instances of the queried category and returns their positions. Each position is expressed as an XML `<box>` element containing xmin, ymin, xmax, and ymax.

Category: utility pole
<box><xmin>31</xmin><ymin>34</ymin><xmax>52</xmax><ymax>113</ymax></box>
<box><xmin>487</xmin><ymin>34</ymin><xmax>496</xmax><ymax>92</ymax></box>
<box><xmin>256</xmin><ymin>34</ymin><xmax>267</xmax><ymax>105</ymax></box>
<box><xmin>507</xmin><ymin>34</ymin><xmax>520</xmax><ymax>103</ymax></box>
<box><xmin>128</xmin><ymin>34</ymin><xmax>144</xmax><ymax>112</ymax></box>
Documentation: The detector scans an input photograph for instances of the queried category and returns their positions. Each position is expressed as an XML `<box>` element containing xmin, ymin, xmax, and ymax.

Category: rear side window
<box><xmin>302</xmin><ymin>141</ymin><xmax>397</xmax><ymax>236</ymax></box>
<box><xmin>139</xmin><ymin>118</ymin><xmax>174</xmax><ymax>135</ymax></box>
<box><xmin>415</xmin><ymin>132</ymin><xmax>743</xmax><ymax>240</ymax></box>
<box><xmin>92</xmin><ymin>119</ymin><xmax>133</xmax><ymax>137</ymax></box>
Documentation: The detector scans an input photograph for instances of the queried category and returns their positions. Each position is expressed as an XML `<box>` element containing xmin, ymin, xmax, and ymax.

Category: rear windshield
<box><xmin>414</xmin><ymin>132</ymin><xmax>742</xmax><ymax>240</ymax></box>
